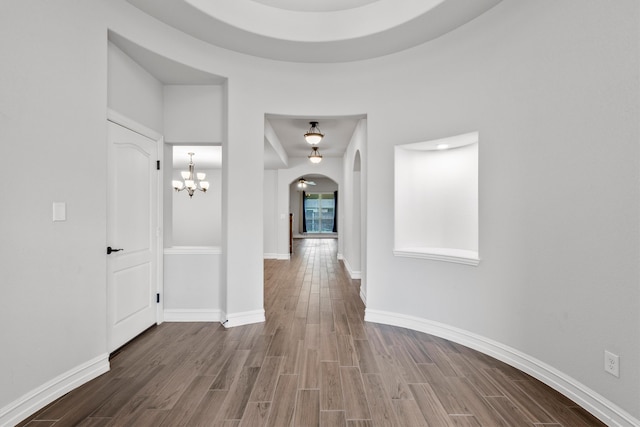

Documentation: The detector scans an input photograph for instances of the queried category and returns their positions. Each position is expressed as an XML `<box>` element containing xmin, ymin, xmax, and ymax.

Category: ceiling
<box><xmin>126</xmin><ymin>0</ymin><xmax>502</xmax><ymax>63</ymax></box>
<box><xmin>265</xmin><ymin>116</ymin><xmax>363</xmax><ymax>169</ymax></box>
<box><xmin>109</xmin><ymin>32</ymin><xmax>225</xmax><ymax>85</ymax></box>
<box><xmin>249</xmin><ymin>0</ymin><xmax>380</xmax><ymax>13</ymax></box>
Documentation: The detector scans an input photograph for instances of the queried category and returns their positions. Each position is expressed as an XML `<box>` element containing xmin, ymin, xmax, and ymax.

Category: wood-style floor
<box><xmin>19</xmin><ymin>239</ymin><xmax>606</xmax><ymax>426</ymax></box>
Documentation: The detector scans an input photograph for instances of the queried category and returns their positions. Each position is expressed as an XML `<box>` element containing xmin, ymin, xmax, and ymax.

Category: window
<box><xmin>304</xmin><ymin>193</ymin><xmax>335</xmax><ymax>233</ymax></box>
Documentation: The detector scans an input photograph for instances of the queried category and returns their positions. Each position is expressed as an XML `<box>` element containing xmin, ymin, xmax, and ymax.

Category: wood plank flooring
<box><xmin>18</xmin><ymin>239</ymin><xmax>606</xmax><ymax>426</ymax></box>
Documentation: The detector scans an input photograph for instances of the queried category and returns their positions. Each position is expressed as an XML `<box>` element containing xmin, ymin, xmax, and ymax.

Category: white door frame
<box><xmin>107</xmin><ymin>109</ymin><xmax>165</xmax><ymax>326</ymax></box>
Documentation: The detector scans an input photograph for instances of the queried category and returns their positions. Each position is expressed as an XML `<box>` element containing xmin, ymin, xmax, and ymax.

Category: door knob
<box><xmin>107</xmin><ymin>246</ymin><xmax>123</xmax><ymax>255</ymax></box>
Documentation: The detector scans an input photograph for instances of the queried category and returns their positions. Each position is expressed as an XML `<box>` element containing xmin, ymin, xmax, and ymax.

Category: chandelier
<box><xmin>172</xmin><ymin>152</ymin><xmax>209</xmax><ymax>198</ymax></box>
<box><xmin>304</xmin><ymin>121</ymin><xmax>324</xmax><ymax>145</ymax></box>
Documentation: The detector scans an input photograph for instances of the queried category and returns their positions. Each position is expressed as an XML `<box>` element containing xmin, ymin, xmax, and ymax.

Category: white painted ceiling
<box><xmin>267</xmin><ymin>115</ymin><xmax>363</xmax><ymax>160</ymax></box>
<box><xmin>126</xmin><ymin>0</ymin><xmax>502</xmax><ymax>63</ymax></box>
<box><xmin>249</xmin><ymin>0</ymin><xmax>379</xmax><ymax>13</ymax></box>
<box><xmin>109</xmin><ymin>32</ymin><xmax>225</xmax><ymax>85</ymax></box>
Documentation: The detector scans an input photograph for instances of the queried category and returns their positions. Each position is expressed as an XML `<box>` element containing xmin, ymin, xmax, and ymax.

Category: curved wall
<box><xmin>111</xmin><ymin>0</ymin><xmax>640</xmax><ymax>421</ymax></box>
<box><xmin>1</xmin><ymin>0</ymin><xmax>638</xmax><ymax>424</ymax></box>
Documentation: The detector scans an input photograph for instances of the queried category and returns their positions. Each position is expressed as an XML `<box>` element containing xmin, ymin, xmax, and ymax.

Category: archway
<box><xmin>351</xmin><ymin>151</ymin><xmax>362</xmax><ymax>277</ymax></box>
<box><xmin>289</xmin><ymin>175</ymin><xmax>339</xmax><ymax>239</ymax></box>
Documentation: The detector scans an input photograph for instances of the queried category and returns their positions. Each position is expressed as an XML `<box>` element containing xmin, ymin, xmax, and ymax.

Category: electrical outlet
<box><xmin>604</xmin><ymin>350</ymin><xmax>619</xmax><ymax>377</ymax></box>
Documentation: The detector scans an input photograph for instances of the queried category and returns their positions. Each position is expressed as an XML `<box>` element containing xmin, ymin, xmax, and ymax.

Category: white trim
<box><xmin>342</xmin><ymin>257</ymin><xmax>361</xmax><ymax>280</ymax></box>
<box><xmin>359</xmin><ymin>288</ymin><xmax>367</xmax><ymax>305</ymax></box>
<box><xmin>107</xmin><ymin>109</ymin><xmax>163</xmax><ymax>141</ymax></box>
<box><xmin>163</xmin><ymin>309</ymin><xmax>222</xmax><ymax>322</ymax></box>
<box><xmin>337</xmin><ymin>253</ymin><xmax>344</xmax><ymax>260</ymax></box>
<box><xmin>156</xmin><ymin>136</ymin><xmax>165</xmax><ymax>325</ymax></box>
<box><xmin>0</xmin><ymin>354</ymin><xmax>109</xmax><ymax>427</ymax></box>
<box><xmin>164</xmin><ymin>246</ymin><xmax>222</xmax><ymax>255</ymax></box>
<box><xmin>223</xmin><ymin>309</ymin><xmax>266</xmax><ymax>328</ymax></box>
<box><xmin>264</xmin><ymin>253</ymin><xmax>290</xmax><ymax>260</ymax></box>
<box><xmin>364</xmin><ymin>309</ymin><xmax>639</xmax><ymax>427</ymax></box>
<box><xmin>393</xmin><ymin>247</ymin><xmax>480</xmax><ymax>266</ymax></box>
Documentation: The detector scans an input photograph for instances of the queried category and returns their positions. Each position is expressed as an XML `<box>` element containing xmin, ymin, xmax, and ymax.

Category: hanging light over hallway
<box><xmin>308</xmin><ymin>146</ymin><xmax>323</xmax><ymax>163</ymax></box>
<box><xmin>304</xmin><ymin>121</ymin><xmax>324</xmax><ymax>144</ymax></box>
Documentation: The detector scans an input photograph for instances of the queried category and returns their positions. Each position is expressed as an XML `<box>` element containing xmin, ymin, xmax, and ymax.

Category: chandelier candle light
<box><xmin>172</xmin><ymin>152</ymin><xmax>209</xmax><ymax>198</ymax></box>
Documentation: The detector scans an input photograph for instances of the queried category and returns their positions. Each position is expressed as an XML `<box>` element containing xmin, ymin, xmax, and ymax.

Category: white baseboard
<box><xmin>364</xmin><ymin>309</ymin><xmax>639</xmax><ymax>427</ymax></box>
<box><xmin>163</xmin><ymin>309</ymin><xmax>222</xmax><ymax>322</ymax></box>
<box><xmin>223</xmin><ymin>309</ymin><xmax>266</xmax><ymax>328</ymax></box>
<box><xmin>0</xmin><ymin>354</ymin><xmax>110</xmax><ymax>427</ymax></box>
<box><xmin>342</xmin><ymin>258</ymin><xmax>361</xmax><ymax>280</ymax></box>
<box><xmin>264</xmin><ymin>253</ymin><xmax>290</xmax><ymax>260</ymax></box>
<box><xmin>359</xmin><ymin>287</ymin><xmax>367</xmax><ymax>305</ymax></box>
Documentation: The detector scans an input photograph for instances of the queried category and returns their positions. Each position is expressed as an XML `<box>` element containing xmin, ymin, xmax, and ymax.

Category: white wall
<box><xmin>342</xmin><ymin>119</ymin><xmax>367</xmax><ymax>287</ymax></box>
<box><xmin>263</xmin><ymin>170</ymin><xmax>279</xmax><ymax>258</ymax></box>
<box><xmin>107</xmin><ymin>41</ymin><xmax>163</xmax><ymax>132</ymax></box>
<box><xmin>361</xmin><ymin>2</ymin><xmax>639</xmax><ymax>422</ymax></box>
<box><xmin>163</xmin><ymin>248</ymin><xmax>221</xmax><ymax>319</ymax></box>
<box><xmin>1</xmin><ymin>1</ymin><xmax>638</xmax><ymax>424</ymax></box>
<box><xmin>164</xmin><ymin>85</ymin><xmax>223</xmax><ymax>143</ymax></box>
<box><xmin>0</xmin><ymin>1</ymin><xmax>111</xmax><ymax>422</ymax></box>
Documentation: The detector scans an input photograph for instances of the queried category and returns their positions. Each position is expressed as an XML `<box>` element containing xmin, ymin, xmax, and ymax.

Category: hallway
<box><xmin>19</xmin><ymin>239</ymin><xmax>605</xmax><ymax>426</ymax></box>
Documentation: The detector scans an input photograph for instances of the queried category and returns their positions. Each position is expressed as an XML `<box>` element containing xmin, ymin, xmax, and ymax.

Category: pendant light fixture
<box><xmin>172</xmin><ymin>152</ymin><xmax>210</xmax><ymax>198</ymax></box>
<box><xmin>304</xmin><ymin>121</ymin><xmax>324</xmax><ymax>145</ymax></box>
<box><xmin>308</xmin><ymin>146</ymin><xmax>323</xmax><ymax>164</ymax></box>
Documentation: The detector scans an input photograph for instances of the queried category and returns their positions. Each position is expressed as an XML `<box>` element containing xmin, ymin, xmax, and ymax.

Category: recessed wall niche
<box><xmin>394</xmin><ymin>132</ymin><xmax>479</xmax><ymax>266</ymax></box>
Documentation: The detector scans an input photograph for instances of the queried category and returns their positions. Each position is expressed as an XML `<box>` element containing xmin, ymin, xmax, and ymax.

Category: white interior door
<box><xmin>107</xmin><ymin>120</ymin><xmax>159</xmax><ymax>352</ymax></box>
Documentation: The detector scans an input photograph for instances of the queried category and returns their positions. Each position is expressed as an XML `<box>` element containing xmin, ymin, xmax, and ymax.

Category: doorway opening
<box><xmin>290</xmin><ymin>175</ymin><xmax>339</xmax><ymax>239</ymax></box>
<box><xmin>303</xmin><ymin>192</ymin><xmax>337</xmax><ymax>234</ymax></box>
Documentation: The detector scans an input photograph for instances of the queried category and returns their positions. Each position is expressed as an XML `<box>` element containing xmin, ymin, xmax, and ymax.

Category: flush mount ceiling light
<box><xmin>304</xmin><ymin>121</ymin><xmax>324</xmax><ymax>145</ymax></box>
<box><xmin>172</xmin><ymin>152</ymin><xmax>210</xmax><ymax>198</ymax></box>
<box><xmin>308</xmin><ymin>146</ymin><xmax>323</xmax><ymax>164</ymax></box>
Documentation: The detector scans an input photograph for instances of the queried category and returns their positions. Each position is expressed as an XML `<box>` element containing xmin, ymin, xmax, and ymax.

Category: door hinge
<box><xmin>156</xmin><ymin>160</ymin><xmax>160</xmax><ymax>170</ymax></box>
<box><xmin>156</xmin><ymin>293</ymin><xmax>160</xmax><ymax>303</ymax></box>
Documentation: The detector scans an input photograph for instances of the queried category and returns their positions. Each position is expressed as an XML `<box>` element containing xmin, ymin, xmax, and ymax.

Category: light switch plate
<box><xmin>53</xmin><ymin>202</ymin><xmax>66</xmax><ymax>221</ymax></box>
